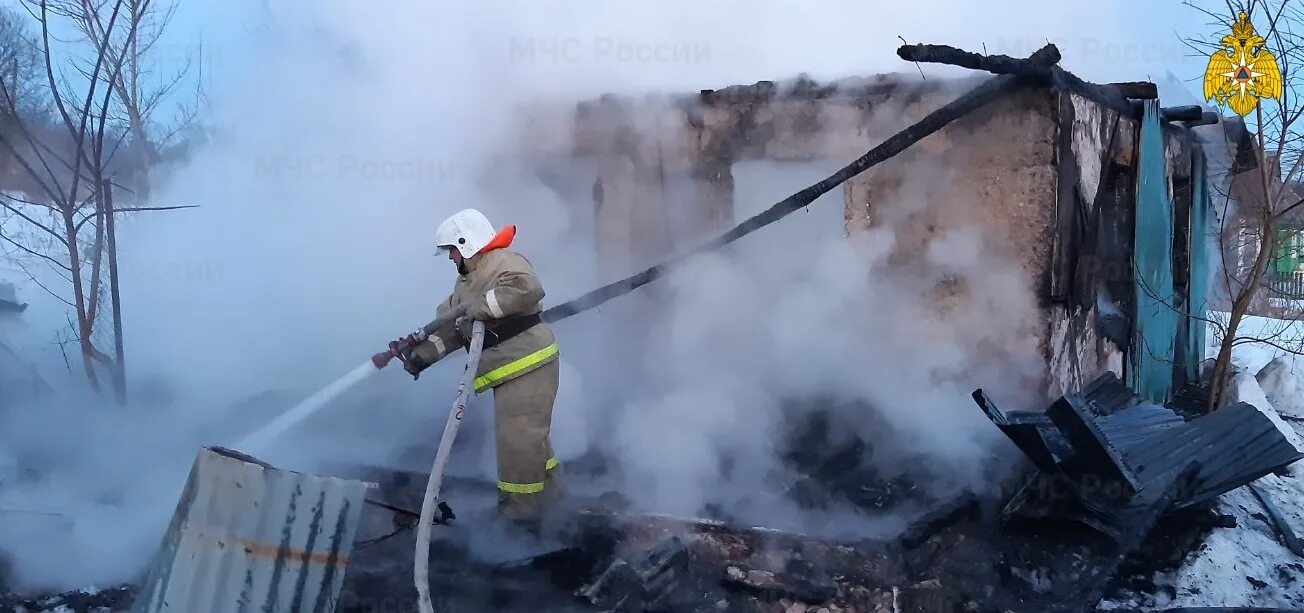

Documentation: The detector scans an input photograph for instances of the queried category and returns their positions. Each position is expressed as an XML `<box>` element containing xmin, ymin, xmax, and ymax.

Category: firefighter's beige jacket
<box><xmin>413</xmin><ymin>247</ymin><xmax>558</xmax><ymax>393</ymax></box>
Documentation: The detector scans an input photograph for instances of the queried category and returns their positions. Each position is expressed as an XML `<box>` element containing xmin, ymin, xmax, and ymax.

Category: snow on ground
<box><xmin>1109</xmin><ymin>479</ymin><xmax>1304</xmax><ymax>610</ymax></box>
<box><xmin>1237</xmin><ymin>371</ymin><xmax>1304</xmax><ymax>463</ymax></box>
<box><xmin>1147</xmin><ymin>373</ymin><xmax>1304</xmax><ymax>609</ymax></box>
<box><xmin>1208</xmin><ymin>313</ymin><xmax>1304</xmax><ymax>374</ymax></box>
<box><xmin>1257</xmin><ymin>356</ymin><xmax>1304</xmax><ymax>421</ymax></box>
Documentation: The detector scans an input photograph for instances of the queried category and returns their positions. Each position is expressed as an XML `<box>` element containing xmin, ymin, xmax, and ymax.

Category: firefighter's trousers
<box><xmin>491</xmin><ymin>358</ymin><xmax>562</xmax><ymax>521</ymax></box>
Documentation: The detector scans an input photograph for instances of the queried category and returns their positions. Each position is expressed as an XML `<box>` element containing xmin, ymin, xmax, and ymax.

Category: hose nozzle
<box><xmin>371</xmin><ymin>349</ymin><xmax>395</xmax><ymax>369</ymax></box>
<box><xmin>373</xmin><ymin>337</ymin><xmax>417</xmax><ymax>371</ymax></box>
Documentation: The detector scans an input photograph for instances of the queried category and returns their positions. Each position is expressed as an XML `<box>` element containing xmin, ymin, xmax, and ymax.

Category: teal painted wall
<box><xmin>1128</xmin><ymin>100</ymin><xmax>1179</xmax><ymax>402</ymax></box>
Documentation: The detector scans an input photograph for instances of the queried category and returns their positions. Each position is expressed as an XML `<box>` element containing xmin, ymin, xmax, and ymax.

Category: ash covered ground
<box><xmin>6</xmin><ymin>316</ymin><xmax>1304</xmax><ymax>612</ymax></box>
<box><xmin>7</xmin><ymin>375</ymin><xmax>1301</xmax><ymax>613</ymax></box>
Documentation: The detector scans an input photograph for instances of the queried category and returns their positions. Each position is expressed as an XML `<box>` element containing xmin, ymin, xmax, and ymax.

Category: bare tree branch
<box><xmin>0</xmin><ymin>0</ymin><xmax>193</xmax><ymax>399</ymax></box>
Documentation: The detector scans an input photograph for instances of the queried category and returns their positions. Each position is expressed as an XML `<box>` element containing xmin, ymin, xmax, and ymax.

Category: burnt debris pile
<box><xmin>10</xmin><ymin>370</ymin><xmax>1293</xmax><ymax>612</ymax></box>
<box><xmin>779</xmin><ymin>401</ymin><xmax>935</xmax><ymax>516</ymax></box>
<box><xmin>331</xmin><ymin>372</ymin><xmax>1304</xmax><ymax>612</ymax></box>
<box><xmin>0</xmin><ymin>585</ymin><xmax>137</xmax><ymax>611</ymax></box>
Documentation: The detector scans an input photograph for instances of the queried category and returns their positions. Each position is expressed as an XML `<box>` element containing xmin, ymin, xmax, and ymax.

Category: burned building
<box><xmin>513</xmin><ymin>57</ymin><xmax>1215</xmax><ymax>407</ymax></box>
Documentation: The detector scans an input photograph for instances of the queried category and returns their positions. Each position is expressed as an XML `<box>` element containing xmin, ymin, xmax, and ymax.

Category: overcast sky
<box><xmin>158</xmin><ymin>0</ymin><xmax>1220</xmax><ymax>110</ymax></box>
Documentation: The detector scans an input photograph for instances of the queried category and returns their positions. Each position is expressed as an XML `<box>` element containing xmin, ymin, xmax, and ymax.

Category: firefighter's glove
<box><xmin>464</xmin><ymin>296</ymin><xmax>498</xmax><ymax>322</ymax></box>
<box><xmin>455</xmin><ymin>315</ymin><xmax>473</xmax><ymax>340</ymax></box>
<box><xmin>403</xmin><ymin>352</ymin><xmax>431</xmax><ymax>379</ymax></box>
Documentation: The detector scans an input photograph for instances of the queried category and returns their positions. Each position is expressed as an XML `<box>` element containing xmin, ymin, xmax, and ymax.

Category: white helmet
<box><xmin>435</xmin><ymin>208</ymin><xmax>497</xmax><ymax>258</ymax></box>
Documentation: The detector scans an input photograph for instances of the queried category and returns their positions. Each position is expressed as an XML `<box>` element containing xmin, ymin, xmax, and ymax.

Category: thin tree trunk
<box><xmin>62</xmin><ymin>205</ymin><xmax>99</xmax><ymax>391</ymax></box>
<box><xmin>1210</xmin><ymin>106</ymin><xmax>1279</xmax><ymax>409</ymax></box>
<box><xmin>105</xmin><ymin>180</ymin><xmax>125</xmax><ymax>403</ymax></box>
<box><xmin>86</xmin><ymin>193</ymin><xmax>105</xmax><ymax>325</ymax></box>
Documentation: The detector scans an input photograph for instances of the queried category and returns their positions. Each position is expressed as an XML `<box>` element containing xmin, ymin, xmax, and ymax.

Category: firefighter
<box><xmin>401</xmin><ymin>207</ymin><xmax>563</xmax><ymax>525</ymax></box>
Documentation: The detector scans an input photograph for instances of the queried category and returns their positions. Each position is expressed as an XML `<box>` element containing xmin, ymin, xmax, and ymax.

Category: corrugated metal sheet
<box><xmin>132</xmin><ymin>446</ymin><xmax>373</xmax><ymax>613</ymax></box>
<box><xmin>1054</xmin><ymin>374</ymin><xmax>1302</xmax><ymax>509</ymax></box>
<box><xmin>977</xmin><ymin>372</ymin><xmax>1304</xmax><ymax>539</ymax></box>
<box><xmin>1129</xmin><ymin>99</ymin><xmax>1178</xmax><ymax>403</ymax></box>
<box><xmin>971</xmin><ymin>390</ymin><xmax>1063</xmax><ymax>471</ymax></box>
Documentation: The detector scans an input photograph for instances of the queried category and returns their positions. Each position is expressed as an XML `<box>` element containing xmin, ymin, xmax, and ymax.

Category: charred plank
<box><xmin>1162</xmin><ymin>105</ymin><xmax>1205</xmax><ymax>122</ymax></box>
<box><xmin>896</xmin><ymin>43</ymin><xmax>1062</xmax><ymax>75</ymax></box>
<box><xmin>1249</xmin><ymin>482</ymin><xmax>1304</xmax><ymax>558</ymax></box>
<box><xmin>722</xmin><ymin>558</ymin><xmax>837</xmax><ymax>604</ymax></box>
<box><xmin>577</xmin><ymin>536</ymin><xmax>691</xmax><ymax>611</ymax></box>
<box><xmin>1107</xmin><ymin>81</ymin><xmax>1159</xmax><ymax>99</ymax></box>
<box><xmin>900</xmin><ymin>494</ymin><xmax>981</xmax><ymax>549</ymax></box>
<box><xmin>1183</xmin><ymin>112</ymin><xmax>1221</xmax><ymax>127</ymax></box>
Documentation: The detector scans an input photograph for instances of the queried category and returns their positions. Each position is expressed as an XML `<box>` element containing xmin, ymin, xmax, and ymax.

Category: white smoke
<box><xmin>0</xmin><ymin>0</ymin><xmax>1211</xmax><ymax>594</ymax></box>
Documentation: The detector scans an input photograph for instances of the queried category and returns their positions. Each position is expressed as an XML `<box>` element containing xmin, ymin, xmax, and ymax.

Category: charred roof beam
<box><xmin>1107</xmin><ymin>81</ymin><xmax>1159</xmax><ymax>99</ymax></box>
<box><xmin>897</xmin><ymin>43</ymin><xmax>1208</xmax><ymax>125</ymax></box>
<box><xmin>898</xmin><ymin>43</ymin><xmax>1133</xmax><ymax>116</ymax></box>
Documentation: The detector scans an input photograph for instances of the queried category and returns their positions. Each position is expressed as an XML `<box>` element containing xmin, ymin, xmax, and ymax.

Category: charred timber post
<box><xmin>541</xmin><ymin>45</ymin><xmax>1057</xmax><ymax>322</ymax></box>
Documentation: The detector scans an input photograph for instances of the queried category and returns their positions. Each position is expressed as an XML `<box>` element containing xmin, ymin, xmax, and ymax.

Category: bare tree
<box><xmin>1185</xmin><ymin>0</ymin><xmax>1304</xmax><ymax>408</ymax></box>
<box><xmin>50</xmin><ymin>0</ymin><xmax>203</xmax><ymax>191</ymax></box>
<box><xmin>0</xmin><ymin>0</ymin><xmax>196</xmax><ymax>403</ymax></box>
<box><xmin>0</xmin><ymin>6</ymin><xmax>43</xmax><ymax>122</ymax></box>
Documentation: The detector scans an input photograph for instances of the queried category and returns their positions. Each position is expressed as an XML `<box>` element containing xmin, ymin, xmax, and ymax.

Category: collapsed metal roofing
<box><xmin>975</xmin><ymin>372</ymin><xmax>1304</xmax><ymax>539</ymax></box>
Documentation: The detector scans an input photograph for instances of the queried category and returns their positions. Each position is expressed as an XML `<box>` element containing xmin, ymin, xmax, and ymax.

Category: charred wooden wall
<box><xmin>571</xmin><ymin>75</ymin><xmax>964</xmax><ymax>280</ymax></box>
<box><xmin>1047</xmin><ymin>93</ymin><xmax>1133</xmax><ymax>399</ymax></box>
<box><xmin>556</xmin><ymin>75</ymin><xmax>1207</xmax><ymax>405</ymax></box>
<box><xmin>1044</xmin><ymin>94</ymin><xmax>1200</xmax><ymax>401</ymax></box>
<box><xmin>843</xmin><ymin>87</ymin><xmax>1060</xmax><ymax>400</ymax></box>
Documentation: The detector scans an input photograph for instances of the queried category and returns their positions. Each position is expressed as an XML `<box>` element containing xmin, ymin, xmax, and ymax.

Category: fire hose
<box><xmin>414</xmin><ymin>319</ymin><xmax>484</xmax><ymax>613</ymax></box>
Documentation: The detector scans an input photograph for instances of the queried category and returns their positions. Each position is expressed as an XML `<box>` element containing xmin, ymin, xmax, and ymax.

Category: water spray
<box><xmin>235</xmin><ymin>305</ymin><xmax>470</xmax><ymax>453</ymax></box>
<box><xmin>233</xmin><ymin>361</ymin><xmax>379</xmax><ymax>452</ymax></box>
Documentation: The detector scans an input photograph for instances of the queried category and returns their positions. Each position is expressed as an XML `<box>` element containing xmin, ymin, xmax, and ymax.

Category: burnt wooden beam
<box><xmin>1106</xmin><ymin>81</ymin><xmax>1158</xmax><ymax>99</ymax></box>
<box><xmin>897</xmin><ymin>43</ymin><xmax>1139</xmax><ymax>118</ymax></box>
<box><xmin>1048</xmin><ymin>69</ymin><xmax>1137</xmax><ymax>118</ymax></box>
<box><xmin>698</xmin><ymin>78</ymin><xmax>952</xmax><ymax>107</ymax></box>
<box><xmin>897</xmin><ymin>43</ymin><xmax>1061</xmax><ymax>76</ymax></box>
<box><xmin>1183</xmin><ymin>111</ymin><xmax>1220</xmax><ymax>127</ymax></box>
<box><xmin>578</xmin><ymin>536</ymin><xmax>690</xmax><ymax>609</ymax></box>
<box><xmin>543</xmin><ymin>46</ymin><xmax>1052</xmax><ymax>323</ymax></box>
<box><xmin>1161</xmin><ymin>105</ymin><xmax>1204</xmax><ymax>122</ymax></box>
